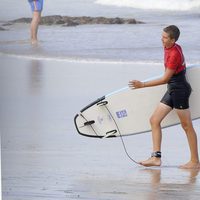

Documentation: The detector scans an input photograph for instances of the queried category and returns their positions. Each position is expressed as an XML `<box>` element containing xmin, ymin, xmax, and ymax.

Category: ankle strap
<box><xmin>151</xmin><ymin>151</ymin><xmax>161</xmax><ymax>158</ymax></box>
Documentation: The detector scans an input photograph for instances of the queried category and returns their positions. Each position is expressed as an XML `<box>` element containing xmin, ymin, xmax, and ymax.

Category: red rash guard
<box><xmin>164</xmin><ymin>43</ymin><xmax>186</xmax><ymax>74</ymax></box>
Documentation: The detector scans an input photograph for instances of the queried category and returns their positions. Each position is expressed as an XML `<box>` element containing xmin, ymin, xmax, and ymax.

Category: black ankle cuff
<box><xmin>151</xmin><ymin>151</ymin><xmax>161</xmax><ymax>158</ymax></box>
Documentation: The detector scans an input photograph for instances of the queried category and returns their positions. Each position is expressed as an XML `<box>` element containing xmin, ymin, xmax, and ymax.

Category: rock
<box><xmin>10</xmin><ymin>15</ymin><xmax>144</xmax><ymax>26</ymax></box>
<box><xmin>12</xmin><ymin>17</ymin><xmax>31</xmax><ymax>23</ymax></box>
<box><xmin>126</xmin><ymin>19</ymin><xmax>137</xmax><ymax>24</ymax></box>
<box><xmin>0</xmin><ymin>27</ymin><xmax>6</xmax><ymax>31</ymax></box>
<box><xmin>62</xmin><ymin>20</ymin><xmax>79</xmax><ymax>27</ymax></box>
<box><xmin>2</xmin><ymin>23</ymin><xmax>13</xmax><ymax>26</ymax></box>
<box><xmin>40</xmin><ymin>15</ymin><xmax>65</xmax><ymax>25</ymax></box>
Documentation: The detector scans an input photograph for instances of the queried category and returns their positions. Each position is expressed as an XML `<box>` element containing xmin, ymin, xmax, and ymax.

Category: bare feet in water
<box><xmin>139</xmin><ymin>157</ymin><xmax>161</xmax><ymax>167</ymax></box>
<box><xmin>179</xmin><ymin>161</ymin><xmax>200</xmax><ymax>169</ymax></box>
<box><xmin>31</xmin><ymin>39</ymin><xmax>38</xmax><ymax>45</ymax></box>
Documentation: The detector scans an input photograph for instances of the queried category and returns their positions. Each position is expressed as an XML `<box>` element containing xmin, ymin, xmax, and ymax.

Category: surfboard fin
<box><xmin>103</xmin><ymin>129</ymin><xmax>117</xmax><ymax>139</ymax></box>
<box><xmin>84</xmin><ymin>120</ymin><xmax>95</xmax><ymax>126</ymax></box>
<box><xmin>97</xmin><ymin>101</ymin><xmax>108</xmax><ymax>106</ymax></box>
<box><xmin>79</xmin><ymin>120</ymin><xmax>95</xmax><ymax>128</ymax></box>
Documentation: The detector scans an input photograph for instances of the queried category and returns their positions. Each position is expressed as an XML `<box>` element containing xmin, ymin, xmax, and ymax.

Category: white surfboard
<box><xmin>74</xmin><ymin>65</ymin><xmax>200</xmax><ymax>138</ymax></box>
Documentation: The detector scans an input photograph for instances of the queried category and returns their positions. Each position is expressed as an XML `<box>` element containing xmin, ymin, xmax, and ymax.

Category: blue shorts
<box><xmin>28</xmin><ymin>0</ymin><xmax>43</xmax><ymax>12</ymax></box>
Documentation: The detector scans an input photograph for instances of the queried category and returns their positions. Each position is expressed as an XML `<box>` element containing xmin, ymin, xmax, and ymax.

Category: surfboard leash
<box><xmin>103</xmin><ymin>105</ymin><xmax>141</xmax><ymax>165</ymax></box>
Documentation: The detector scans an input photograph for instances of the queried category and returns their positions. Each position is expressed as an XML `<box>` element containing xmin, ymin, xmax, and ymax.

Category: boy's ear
<box><xmin>172</xmin><ymin>38</ymin><xmax>176</xmax><ymax>43</ymax></box>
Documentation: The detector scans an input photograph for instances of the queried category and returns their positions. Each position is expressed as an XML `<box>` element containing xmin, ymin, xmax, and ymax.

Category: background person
<box><xmin>28</xmin><ymin>0</ymin><xmax>43</xmax><ymax>44</ymax></box>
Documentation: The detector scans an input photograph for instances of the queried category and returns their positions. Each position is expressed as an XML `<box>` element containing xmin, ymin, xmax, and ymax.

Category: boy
<box><xmin>129</xmin><ymin>25</ymin><xmax>200</xmax><ymax>169</ymax></box>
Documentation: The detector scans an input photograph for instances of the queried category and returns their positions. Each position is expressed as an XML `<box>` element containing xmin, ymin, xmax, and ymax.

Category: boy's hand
<box><xmin>128</xmin><ymin>80</ymin><xmax>144</xmax><ymax>89</ymax></box>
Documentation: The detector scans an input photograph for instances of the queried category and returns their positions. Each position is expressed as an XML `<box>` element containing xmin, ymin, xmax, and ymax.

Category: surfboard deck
<box><xmin>74</xmin><ymin>65</ymin><xmax>200</xmax><ymax>138</ymax></box>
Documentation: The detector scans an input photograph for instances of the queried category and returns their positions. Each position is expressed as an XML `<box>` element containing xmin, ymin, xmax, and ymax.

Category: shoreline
<box><xmin>0</xmin><ymin>52</ymin><xmax>164</xmax><ymax>65</ymax></box>
<box><xmin>1</xmin><ymin>52</ymin><xmax>199</xmax><ymax>67</ymax></box>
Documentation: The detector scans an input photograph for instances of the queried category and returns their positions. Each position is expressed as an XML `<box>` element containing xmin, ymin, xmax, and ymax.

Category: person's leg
<box><xmin>30</xmin><ymin>11</ymin><xmax>41</xmax><ymax>44</ymax></box>
<box><xmin>139</xmin><ymin>103</ymin><xmax>172</xmax><ymax>167</ymax></box>
<box><xmin>176</xmin><ymin>109</ymin><xmax>200</xmax><ymax>169</ymax></box>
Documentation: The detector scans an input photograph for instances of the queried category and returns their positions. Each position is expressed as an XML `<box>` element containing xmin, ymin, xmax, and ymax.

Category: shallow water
<box><xmin>0</xmin><ymin>0</ymin><xmax>200</xmax><ymax>63</ymax></box>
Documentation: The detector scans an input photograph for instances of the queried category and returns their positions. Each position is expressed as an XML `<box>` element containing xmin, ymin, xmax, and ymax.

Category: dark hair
<box><xmin>163</xmin><ymin>25</ymin><xmax>180</xmax><ymax>42</ymax></box>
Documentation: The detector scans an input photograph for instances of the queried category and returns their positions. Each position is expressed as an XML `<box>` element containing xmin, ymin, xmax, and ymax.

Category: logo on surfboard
<box><xmin>116</xmin><ymin>109</ymin><xmax>128</xmax><ymax>119</ymax></box>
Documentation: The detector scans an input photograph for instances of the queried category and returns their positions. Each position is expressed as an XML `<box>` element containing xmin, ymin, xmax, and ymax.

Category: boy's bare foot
<box><xmin>179</xmin><ymin>161</ymin><xmax>200</xmax><ymax>169</ymax></box>
<box><xmin>31</xmin><ymin>39</ymin><xmax>38</xmax><ymax>45</ymax></box>
<box><xmin>139</xmin><ymin>157</ymin><xmax>161</xmax><ymax>167</ymax></box>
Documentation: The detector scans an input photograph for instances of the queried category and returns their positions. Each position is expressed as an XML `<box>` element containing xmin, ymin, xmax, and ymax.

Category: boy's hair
<box><xmin>163</xmin><ymin>25</ymin><xmax>180</xmax><ymax>42</ymax></box>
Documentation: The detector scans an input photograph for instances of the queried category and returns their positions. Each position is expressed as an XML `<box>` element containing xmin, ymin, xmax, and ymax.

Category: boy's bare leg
<box><xmin>176</xmin><ymin>109</ymin><xmax>200</xmax><ymax>169</ymax></box>
<box><xmin>30</xmin><ymin>11</ymin><xmax>41</xmax><ymax>44</ymax></box>
<box><xmin>139</xmin><ymin>103</ymin><xmax>172</xmax><ymax>167</ymax></box>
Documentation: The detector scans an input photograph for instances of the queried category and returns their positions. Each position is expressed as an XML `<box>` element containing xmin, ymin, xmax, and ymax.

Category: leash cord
<box><xmin>104</xmin><ymin>105</ymin><xmax>140</xmax><ymax>165</ymax></box>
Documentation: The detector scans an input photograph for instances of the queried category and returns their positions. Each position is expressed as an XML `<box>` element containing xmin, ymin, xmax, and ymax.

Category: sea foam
<box><xmin>95</xmin><ymin>0</ymin><xmax>200</xmax><ymax>11</ymax></box>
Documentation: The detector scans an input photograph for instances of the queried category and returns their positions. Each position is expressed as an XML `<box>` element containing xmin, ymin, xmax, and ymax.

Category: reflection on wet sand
<box><xmin>29</xmin><ymin>59</ymin><xmax>43</xmax><ymax>94</ymax></box>
<box><xmin>71</xmin><ymin>167</ymin><xmax>200</xmax><ymax>200</ymax></box>
<box><xmin>185</xmin><ymin>168</ymin><xmax>199</xmax><ymax>184</ymax></box>
<box><xmin>142</xmin><ymin>168</ymin><xmax>200</xmax><ymax>200</ymax></box>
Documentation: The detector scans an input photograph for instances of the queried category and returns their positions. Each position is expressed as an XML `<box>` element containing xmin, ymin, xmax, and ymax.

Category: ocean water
<box><xmin>0</xmin><ymin>0</ymin><xmax>200</xmax><ymax>63</ymax></box>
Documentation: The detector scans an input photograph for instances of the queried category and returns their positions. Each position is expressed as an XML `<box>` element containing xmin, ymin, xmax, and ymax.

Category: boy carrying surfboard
<box><xmin>129</xmin><ymin>25</ymin><xmax>200</xmax><ymax>169</ymax></box>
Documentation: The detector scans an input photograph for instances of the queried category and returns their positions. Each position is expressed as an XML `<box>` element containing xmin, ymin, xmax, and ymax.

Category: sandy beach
<box><xmin>1</xmin><ymin>54</ymin><xmax>200</xmax><ymax>200</ymax></box>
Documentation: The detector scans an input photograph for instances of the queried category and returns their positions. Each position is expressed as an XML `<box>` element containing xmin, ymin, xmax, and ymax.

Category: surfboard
<box><xmin>74</xmin><ymin>65</ymin><xmax>200</xmax><ymax>138</ymax></box>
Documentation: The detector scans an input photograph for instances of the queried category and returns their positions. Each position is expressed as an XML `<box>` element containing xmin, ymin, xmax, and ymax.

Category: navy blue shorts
<box><xmin>161</xmin><ymin>89</ymin><xmax>191</xmax><ymax>109</ymax></box>
<box><xmin>161</xmin><ymin>69</ymin><xmax>192</xmax><ymax>110</ymax></box>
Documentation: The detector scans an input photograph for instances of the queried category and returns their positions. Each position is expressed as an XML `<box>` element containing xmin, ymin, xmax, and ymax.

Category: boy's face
<box><xmin>161</xmin><ymin>31</ymin><xmax>175</xmax><ymax>48</ymax></box>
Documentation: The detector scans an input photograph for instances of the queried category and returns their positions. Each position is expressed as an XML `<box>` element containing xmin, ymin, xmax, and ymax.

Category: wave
<box><xmin>1</xmin><ymin>52</ymin><xmax>198</xmax><ymax>66</ymax></box>
<box><xmin>0</xmin><ymin>52</ymin><xmax>164</xmax><ymax>65</ymax></box>
<box><xmin>95</xmin><ymin>0</ymin><xmax>200</xmax><ymax>11</ymax></box>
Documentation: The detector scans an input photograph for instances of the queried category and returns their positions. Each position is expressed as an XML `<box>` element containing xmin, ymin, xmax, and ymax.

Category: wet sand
<box><xmin>1</xmin><ymin>54</ymin><xmax>200</xmax><ymax>200</ymax></box>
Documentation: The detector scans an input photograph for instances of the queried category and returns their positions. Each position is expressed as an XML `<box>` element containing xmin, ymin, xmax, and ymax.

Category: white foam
<box><xmin>0</xmin><ymin>52</ymin><xmax>163</xmax><ymax>65</ymax></box>
<box><xmin>95</xmin><ymin>0</ymin><xmax>200</xmax><ymax>11</ymax></box>
<box><xmin>1</xmin><ymin>52</ymin><xmax>199</xmax><ymax>66</ymax></box>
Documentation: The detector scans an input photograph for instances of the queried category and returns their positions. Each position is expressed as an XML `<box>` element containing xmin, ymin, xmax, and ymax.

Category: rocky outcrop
<box><xmin>11</xmin><ymin>15</ymin><xmax>143</xmax><ymax>26</ymax></box>
<box><xmin>0</xmin><ymin>27</ymin><xmax>6</xmax><ymax>31</ymax></box>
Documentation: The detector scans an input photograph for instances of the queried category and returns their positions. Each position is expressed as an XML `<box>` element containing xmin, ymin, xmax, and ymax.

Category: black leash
<box><xmin>104</xmin><ymin>105</ymin><xmax>141</xmax><ymax>165</ymax></box>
